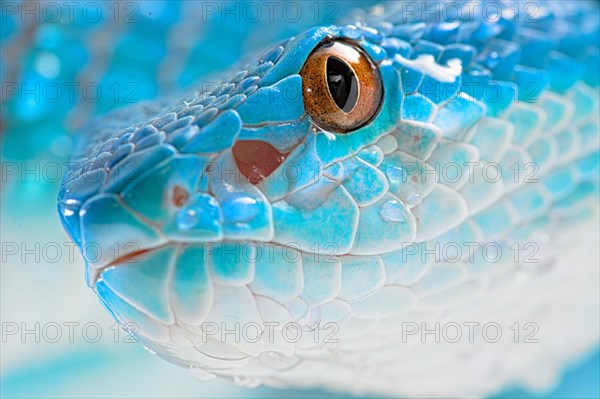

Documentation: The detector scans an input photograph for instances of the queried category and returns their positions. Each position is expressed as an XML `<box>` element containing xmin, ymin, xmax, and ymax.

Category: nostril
<box><xmin>172</xmin><ymin>185</ymin><xmax>190</xmax><ymax>207</ymax></box>
<box><xmin>232</xmin><ymin>140</ymin><xmax>287</xmax><ymax>184</ymax></box>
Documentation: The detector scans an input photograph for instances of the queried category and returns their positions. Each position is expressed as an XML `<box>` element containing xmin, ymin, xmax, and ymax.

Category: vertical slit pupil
<box><xmin>326</xmin><ymin>57</ymin><xmax>358</xmax><ymax>112</ymax></box>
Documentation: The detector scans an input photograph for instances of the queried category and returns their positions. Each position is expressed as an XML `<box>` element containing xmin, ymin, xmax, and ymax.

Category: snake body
<box><xmin>56</xmin><ymin>1</ymin><xmax>600</xmax><ymax>396</ymax></box>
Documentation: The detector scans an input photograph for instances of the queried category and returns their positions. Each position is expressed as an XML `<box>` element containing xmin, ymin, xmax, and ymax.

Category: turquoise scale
<box><xmin>379</xmin><ymin>150</ymin><xmax>436</xmax><ymax>203</ymax></box>
<box><xmin>180</xmin><ymin>110</ymin><xmax>242</xmax><ymax>153</ymax></box>
<box><xmin>351</xmin><ymin>193</ymin><xmax>416</xmax><ymax>255</ymax></box>
<box><xmin>337</xmin><ymin>256</ymin><xmax>385</xmax><ymax>302</ymax></box>
<box><xmin>100</xmin><ymin>246</ymin><xmax>176</xmax><ymax>324</ymax></box>
<box><xmin>380</xmin><ymin>245</ymin><xmax>432</xmax><ymax>285</ymax></box>
<box><xmin>249</xmin><ymin>244</ymin><xmax>303</xmax><ymax>302</ymax></box>
<box><xmin>401</xmin><ymin>94</ymin><xmax>436</xmax><ymax>122</ymax></box>
<box><xmin>171</xmin><ymin>245</ymin><xmax>213</xmax><ymax>325</ymax></box>
<box><xmin>427</xmin><ymin>141</ymin><xmax>478</xmax><ymax>189</ymax></box>
<box><xmin>272</xmin><ymin>185</ymin><xmax>359</xmax><ymax>254</ymax></box>
<box><xmin>340</xmin><ymin>157</ymin><xmax>389</xmax><ymax>207</ymax></box>
<box><xmin>300</xmin><ymin>255</ymin><xmax>341</xmax><ymax>306</ymax></box>
<box><xmin>208</xmin><ymin>242</ymin><xmax>255</xmax><ymax>286</ymax></box>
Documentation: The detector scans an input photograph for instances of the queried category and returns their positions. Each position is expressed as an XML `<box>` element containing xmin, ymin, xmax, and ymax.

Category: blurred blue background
<box><xmin>1</xmin><ymin>1</ymin><xmax>598</xmax><ymax>397</ymax></box>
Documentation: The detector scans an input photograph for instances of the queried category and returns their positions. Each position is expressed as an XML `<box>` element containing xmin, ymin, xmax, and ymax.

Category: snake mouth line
<box><xmin>88</xmin><ymin>237</ymin><xmax>347</xmax><ymax>289</ymax></box>
<box><xmin>90</xmin><ymin>243</ymin><xmax>172</xmax><ymax>288</ymax></box>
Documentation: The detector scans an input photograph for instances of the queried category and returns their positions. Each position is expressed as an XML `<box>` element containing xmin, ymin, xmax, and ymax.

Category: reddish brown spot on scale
<box><xmin>232</xmin><ymin>140</ymin><xmax>287</xmax><ymax>184</ymax></box>
<box><xmin>172</xmin><ymin>185</ymin><xmax>189</xmax><ymax>207</ymax></box>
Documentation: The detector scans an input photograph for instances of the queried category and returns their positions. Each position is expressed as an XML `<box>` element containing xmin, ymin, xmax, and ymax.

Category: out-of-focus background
<box><xmin>1</xmin><ymin>1</ymin><xmax>599</xmax><ymax>397</ymax></box>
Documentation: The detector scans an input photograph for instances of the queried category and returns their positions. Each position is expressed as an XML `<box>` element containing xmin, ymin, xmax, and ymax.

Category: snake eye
<box><xmin>300</xmin><ymin>39</ymin><xmax>383</xmax><ymax>133</ymax></box>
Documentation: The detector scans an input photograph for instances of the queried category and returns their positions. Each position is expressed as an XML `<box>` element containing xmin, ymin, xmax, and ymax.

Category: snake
<box><xmin>53</xmin><ymin>1</ymin><xmax>600</xmax><ymax>397</ymax></box>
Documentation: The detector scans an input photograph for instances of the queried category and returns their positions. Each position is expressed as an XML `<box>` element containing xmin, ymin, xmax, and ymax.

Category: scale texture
<box><xmin>55</xmin><ymin>1</ymin><xmax>600</xmax><ymax>397</ymax></box>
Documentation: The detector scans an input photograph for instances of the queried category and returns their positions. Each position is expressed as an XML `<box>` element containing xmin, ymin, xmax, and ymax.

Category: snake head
<box><xmin>54</xmin><ymin>0</ymin><xmax>600</xmax><ymax>392</ymax></box>
<box><xmin>56</xmin><ymin>23</ymin><xmax>429</xmax><ymax>367</ymax></box>
<box><xmin>57</xmin><ymin>4</ymin><xmax>600</xmax><ymax>376</ymax></box>
<box><xmin>57</xmin><ymin>24</ymin><xmax>416</xmax><ymax>279</ymax></box>
<box><xmin>55</xmin><ymin>18</ymin><xmax>479</xmax><ymax>367</ymax></box>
